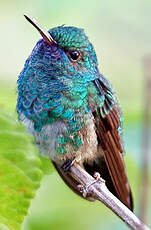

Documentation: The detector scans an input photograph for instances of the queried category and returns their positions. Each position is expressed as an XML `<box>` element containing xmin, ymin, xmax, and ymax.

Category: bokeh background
<box><xmin>0</xmin><ymin>0</ymin><xmax>151</xmax><ymax>229</ymax></box>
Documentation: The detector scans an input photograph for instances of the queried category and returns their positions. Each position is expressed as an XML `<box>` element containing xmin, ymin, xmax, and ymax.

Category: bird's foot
<box><xmin>61</xmin><ymin>158</ymin><xmax>75</xmax><ymax>172</ymax></box>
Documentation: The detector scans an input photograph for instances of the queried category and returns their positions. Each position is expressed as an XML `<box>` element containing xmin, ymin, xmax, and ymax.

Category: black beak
<box><xmin>24</xmin><ymin>14</ymin><xmax>57</xmax><ymax>46</ymax></box>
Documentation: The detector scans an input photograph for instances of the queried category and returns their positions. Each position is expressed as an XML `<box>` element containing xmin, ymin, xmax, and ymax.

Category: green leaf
<box><xmin>0</xmin><ymin>113</ymin><xmax>52</xmax><ymax>230</ymax></box>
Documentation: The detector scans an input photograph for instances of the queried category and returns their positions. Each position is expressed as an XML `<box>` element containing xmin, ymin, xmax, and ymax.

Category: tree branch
<box><xmin>69</xmin><ymin>163</ymin><xmax>150</xmax><ymax>230</ymax></box>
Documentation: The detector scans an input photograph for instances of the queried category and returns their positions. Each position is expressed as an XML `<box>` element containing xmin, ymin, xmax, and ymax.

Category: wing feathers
<box><xmin>93</xmin><ymin>104</ymin><xmax>133</xmax><ymax>210</ymax></box>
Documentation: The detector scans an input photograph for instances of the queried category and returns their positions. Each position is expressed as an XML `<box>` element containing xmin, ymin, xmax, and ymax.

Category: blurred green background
<box><xmin>0</xmin><ymin>0</ymin><xmax>151</xmax><ymax>229</ymax></box>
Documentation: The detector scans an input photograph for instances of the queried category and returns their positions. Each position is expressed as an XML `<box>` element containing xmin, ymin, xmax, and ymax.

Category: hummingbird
<box><xmin>17</xmin><ymin>15</ymin><xmax>133</xmax><ymax>211</ymax></box>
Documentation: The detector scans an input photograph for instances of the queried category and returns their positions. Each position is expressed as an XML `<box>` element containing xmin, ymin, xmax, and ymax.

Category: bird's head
<box><xmin>22</xmin><ymin>15</ymin><xmax>99</xmax><ymax>81</ymax></box>
<box><xmin>48</xmin><ymin>25</ymin><xmax>98</xmax><ymax>76</ymax></box>
<box><xmin>17</xmin><ymin>15</ymin><xmax>101</xmax><ymax>130</ymax></box>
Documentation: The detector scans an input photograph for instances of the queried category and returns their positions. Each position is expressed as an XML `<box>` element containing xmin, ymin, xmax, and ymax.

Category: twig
<box><xmin>140</xmin><ymin>55</ymin><xmax>151</xmax><ymax>223</ymax></box>
<box><xmin>69</xmin><ymin>163</ymin><xmax>150</xmax><ymax>230</ymax></box>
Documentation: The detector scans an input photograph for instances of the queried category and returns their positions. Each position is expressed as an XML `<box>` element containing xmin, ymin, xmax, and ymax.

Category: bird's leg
<box><xmin>61</xmin><ymin>158</ymin><xmax>76</xmax><ymax>172</ymax></box>
<box><xmin>61</xmin><ymin>155</ymin><xmax>82</xmax><ymax>172</ymax></box>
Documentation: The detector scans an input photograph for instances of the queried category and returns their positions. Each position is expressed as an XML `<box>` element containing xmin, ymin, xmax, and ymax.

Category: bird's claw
<box><xmin>61</xmin><ymin>158</ymin><xmax>75</xmax><ymax>172</ymax></box>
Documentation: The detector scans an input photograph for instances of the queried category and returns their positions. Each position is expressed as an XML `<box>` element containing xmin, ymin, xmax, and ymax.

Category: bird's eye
<box><xmin>68</xmin><ymin>50</ymin><xmax>81</xmax><ymax>62</ymax></box>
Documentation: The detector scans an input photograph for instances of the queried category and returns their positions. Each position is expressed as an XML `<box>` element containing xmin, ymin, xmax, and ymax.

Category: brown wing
<box><xmin>93</xmin><ymin>104</ymin><xmax>133</xmax><ymax>210</ymax></box>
